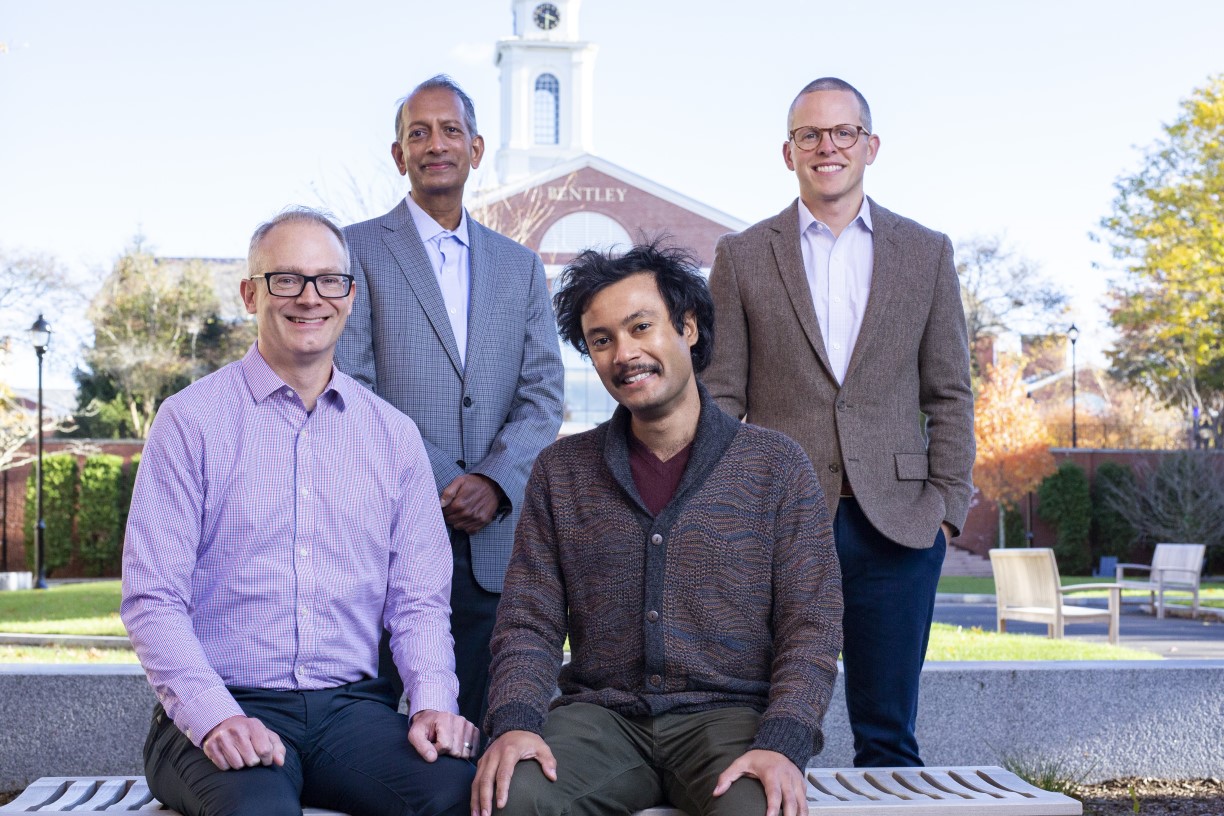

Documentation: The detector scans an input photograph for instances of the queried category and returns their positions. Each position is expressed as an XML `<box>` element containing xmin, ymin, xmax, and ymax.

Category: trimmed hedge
<box><xmin>77</xmin><ymin>454</ymin><xmax>125</xmax><ymax>576</ymax></box>
<box><xmin>119</xmin><ymin>453</ymin><xmax>141</xmax><ymax>542</ymax></box>
<box><xmin>22</xmin><ymin>453</ymin><xmax>79</xmax><ymax>577</ymax></box>
<box><xmin>1037</xmin><ymin>461</ymin><xmax>1092</xmax><ymax>575</ymax></box>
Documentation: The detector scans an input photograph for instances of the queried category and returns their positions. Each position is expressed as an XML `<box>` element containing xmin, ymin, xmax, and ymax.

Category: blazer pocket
<box><xmin>894</xmin><ymin>453</ymin><xmax>929</xmax><ymax>481</ymax></box>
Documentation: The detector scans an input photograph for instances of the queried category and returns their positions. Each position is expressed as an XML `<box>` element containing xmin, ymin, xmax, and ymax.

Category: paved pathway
<box><xmin>933</xmin><ymin>597</ymin><xmax>1224</xmax><ymax>658</ymax></box>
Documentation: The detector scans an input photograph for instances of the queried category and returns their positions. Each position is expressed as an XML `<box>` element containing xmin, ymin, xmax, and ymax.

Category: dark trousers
<box><xmin>834</xmin><ymin>497</ymin><xmax>945</xmax><ymax>768</ymax></box>
<box><xmin>144</xmin><ymin>679</ymin><xmax>473</xmax><ymax>816</ymax></box>
<box><xmin>379</xmin><ymin>530</ymin><xmax>500</xmax><ymax>729</ymax></box>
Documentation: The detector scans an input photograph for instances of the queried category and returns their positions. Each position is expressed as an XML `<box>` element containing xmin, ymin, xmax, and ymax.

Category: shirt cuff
<box><xmin>406</xmin><ymin>682</ymin><xmax>460</xmax><ymax>721</ymax></box>
<box><xmin>172</xmin><ymin>685</ymin><xmax>245</xmax><ymax>747</ymax></box>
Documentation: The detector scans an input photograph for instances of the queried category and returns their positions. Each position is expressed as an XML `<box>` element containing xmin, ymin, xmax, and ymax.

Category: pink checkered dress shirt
<box><xmin>121</xmin><ymin>345</ymin><xmax>458</xmax><ymax>746</ymax></box>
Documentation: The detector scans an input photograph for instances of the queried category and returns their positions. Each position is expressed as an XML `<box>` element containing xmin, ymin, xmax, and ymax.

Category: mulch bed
<box><xmin>1079</xmin><ymin>778</ymin><xmax>1224</xmax><ymax>815</ymax></box>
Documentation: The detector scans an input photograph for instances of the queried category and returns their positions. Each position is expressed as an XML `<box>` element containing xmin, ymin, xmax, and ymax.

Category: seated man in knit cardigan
<box><xmin>471</xmin><ymin>242</ymin><xmax>843</xmax><ymax>816</ymax></box>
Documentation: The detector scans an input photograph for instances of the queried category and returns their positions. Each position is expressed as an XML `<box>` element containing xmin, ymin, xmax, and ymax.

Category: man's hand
<box><xmin>441</xmin><ymin>474</ymin><xmax>502</xmax><ymax>534</ymax></box>
<box><xmin>713</xmin><ymin>748</ymin><xmax>808</xmax><ymax>816</ymax></box>
<box><xmin>940</xmin><ymin>522</ymin><xmax>955</xmax><ymax>544</ymax></box>
<box><xmin>471</xmin><ymin>730</ymin><xmax>557</xmax><ymax>816</ymax></box>
<box><xmin>409</xmin><ymin>709</ymin><xmax>481</xmax><ymax>762</ymax></box>
<box><xmin>202</xmin><ymin>715</ymin><xmax>286</xmax><ymax>771</ymax></box>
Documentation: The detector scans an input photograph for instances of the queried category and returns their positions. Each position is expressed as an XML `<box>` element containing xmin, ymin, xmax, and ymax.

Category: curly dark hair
<box><xmin>552</xmin><ymin>241</ymin><xmax>715</xmax><ymax>373</ymax></box>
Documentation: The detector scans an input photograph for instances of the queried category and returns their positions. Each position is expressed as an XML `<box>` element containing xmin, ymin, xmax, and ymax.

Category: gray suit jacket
<box><xmin>704</xmin><ymin>198</ymin><xmax>974</xmax><ymax>549</ymax></box>
<box><xmin>335</xmin><ymin>200</ymin><xmax>565</xmax><ymax>591</ymax></box>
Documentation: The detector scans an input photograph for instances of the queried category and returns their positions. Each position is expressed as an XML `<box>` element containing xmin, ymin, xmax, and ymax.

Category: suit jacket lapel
<box><xmin>464</xmin><ymin>219</ymin><xmax>497</xmax><ymax>375</ymax></box>
<box><xmin>843</xmin><ymin>197</ymin><xmax>900</xmax><ymax>384</ymax></box>
<box><xmin>380</xmin><ymin>201</ymin><xmax>464</xmax><ymax>376</ymax></box>
<box><xmin>770</xmin><ymin>202</ymin><xmax>835</xmax><ymax>378</ymax></box>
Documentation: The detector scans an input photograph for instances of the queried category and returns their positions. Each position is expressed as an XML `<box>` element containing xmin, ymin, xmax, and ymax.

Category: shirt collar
<box><xmin>405</xmin><ymin>193</ymin><xmax>470</xmax><ymax>248</ymax></box>
<box><xmin>797</xmin><ymin>196</ymin><xmax>873</xmax><ymax>236</ymax></box>
<box><xmin>239</xmin><ymin>343</ymin><xmax>348</xmax><ymax>410</ymax></box>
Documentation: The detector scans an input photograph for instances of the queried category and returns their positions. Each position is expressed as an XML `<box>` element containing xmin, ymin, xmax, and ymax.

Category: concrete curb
<box><xmin>0</xmin><ymin>633</ymin><xmax>134</xmax><ymax>650</ymax></box>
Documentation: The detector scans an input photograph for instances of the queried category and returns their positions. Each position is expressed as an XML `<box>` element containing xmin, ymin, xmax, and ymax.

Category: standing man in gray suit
<box><xmin>704</xmin><ymin>77</ymin><xmax>974</xmax><ymax>768</ymax></box>
<box><xmin>336</xmin><ymin>75</ymin><xmax>565</xmax><ymax>734</ymax></box>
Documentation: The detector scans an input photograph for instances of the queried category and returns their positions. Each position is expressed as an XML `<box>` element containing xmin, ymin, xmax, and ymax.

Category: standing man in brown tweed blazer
<box><xmin>704</xmin><ymin>77</ymin><xmax>975</xmax><ymax>768</ymax></box>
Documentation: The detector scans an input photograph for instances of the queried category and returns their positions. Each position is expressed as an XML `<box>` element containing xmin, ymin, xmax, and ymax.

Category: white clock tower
<box><xmin>495</xmin><ymin>0</ymin><xmax>597</xmax><ymax>184</ymax></box>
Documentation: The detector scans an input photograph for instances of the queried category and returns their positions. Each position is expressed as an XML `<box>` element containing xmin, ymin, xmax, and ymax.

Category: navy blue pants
<box><xmin>834</xmin><ymin>497</ymin><xmax>945</xmax><ymax>767</ymax></box>
<box><xmin>144</xmin><ymin>678</ymin><xmax>473</xmax><ymax>816</ymax></box>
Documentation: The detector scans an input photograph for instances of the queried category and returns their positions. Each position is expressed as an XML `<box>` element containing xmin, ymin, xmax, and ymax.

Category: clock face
<box><xmin>533</xmin><ymin>2</ymin><xmax>559</xmax><ymax>30</ymax></box>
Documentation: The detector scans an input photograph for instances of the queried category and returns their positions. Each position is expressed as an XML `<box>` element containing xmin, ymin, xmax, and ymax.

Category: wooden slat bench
<box><xmin>0</xmin><ymin>768</ymin><xmax>1081</xmax><ymax>814</ymax></box>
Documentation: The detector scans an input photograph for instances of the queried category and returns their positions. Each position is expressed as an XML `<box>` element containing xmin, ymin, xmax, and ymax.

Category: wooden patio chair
<box><xmin>989</xmin><ymin>548</ymin><xmax>1122</xmax><ymax>645</ymax></box>
<box><xmin>1115</xmin><ymin>543</ymin><xmax>1206</xmax><ymax>619</ymax></box>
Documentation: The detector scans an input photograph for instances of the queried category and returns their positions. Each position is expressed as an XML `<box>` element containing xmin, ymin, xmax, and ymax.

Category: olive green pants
<box><xmin>497</xmin><ymin>703</ymin><xmax>769</xmax><ymax>816</ymax></box>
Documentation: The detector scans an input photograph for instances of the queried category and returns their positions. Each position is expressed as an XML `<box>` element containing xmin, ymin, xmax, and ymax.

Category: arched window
<box><xmin>534</xmin><ymin>74</ymin><xmax>560</xmax><ymax>145</ymax></box>
<box><xmin>539</xmin><ymin>212</ymin><xmax>632</xmax><ymax>257</ymax></box>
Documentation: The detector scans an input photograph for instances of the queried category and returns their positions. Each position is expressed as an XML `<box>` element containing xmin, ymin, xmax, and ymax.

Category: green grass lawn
<box><xmin>938</xmin><ymin>575</ymin><xmax>1224</xmax><ymax>609</ymax></box>
<box><xmin>0</xmin><ymin>644</ymin><xmax>138</xmax><ymax>663</ymax></box>
<box><xmin>0</xmin><ymin>579</ymin><xmax>1167</xmax><ymax>664</ymax></box>
<box><xmin>0</xmin><ymin>580</ymin><xmax>126</xmax><ymax>636</ymax></box>
<box><xmin>925</xmin><ymin>623</ymin><xmax>1157</xmax><ymax>661</ymax></box>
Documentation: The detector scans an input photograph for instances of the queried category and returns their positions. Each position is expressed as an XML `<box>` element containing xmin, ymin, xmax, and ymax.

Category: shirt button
<box><xmin>299</xmin><ymin>548</ymin><xmax>309</xmax><ymax>558</ymax></box>
<box><xmin>646</xmin><ymin>610</ymin><xmax>659</xmax><ymax>623</ymax></box>
<box><xmin>649</xmin><ymin>674</ymin><xmax>662</xmax><ymax>686</ymax></box>
<box><xmin>650</xmin><ymin>534</ymin><xmax>662</xmax><ymax>545</ymax></box>
<box><xmin>828</xmin><ymin>463</ymin><xmax>840</xmax><ymax>474</ymax></box>
<box><xmin>300</xmin><ymin>487</ymin><xmax>310</xmax><ymax>497</ymax></box>
<box><xmin>832</xmin><ymin>342</ymin><xmax>842</xmax><ymax>350</ymax></box>
<box><xmin>463</xmin><ymin>396</ymin><xmax>473</xmax><ymax>407</ymax></box>
<box><xmin>295</xmin><ymin>665</ymin><xmax>306</xmax><ymax>677</ymax></box>
<box><xmin>301</xmin><ymin>430</ymin><xmax>308</xmax><ymax>439</ymax></box>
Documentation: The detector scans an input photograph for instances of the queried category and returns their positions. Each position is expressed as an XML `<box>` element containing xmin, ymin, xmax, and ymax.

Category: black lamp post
<box><xmin>28</xmin><ymin>314</ymin><xmax>52</xmax><ymax>590</ymax></box>
<box><xmin>1067</xmin><ymin>323</ymin><xmax>1079</xmax><ymax>449</ymax></box>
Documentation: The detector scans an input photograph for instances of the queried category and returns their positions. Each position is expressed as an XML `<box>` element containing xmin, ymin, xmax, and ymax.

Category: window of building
<box><xmin>539</xmin><ymin>212</ymin><xmax>632</xmax><ymax>258</ymax></box>
<box><xmin>534</xmin><ymin>74</ymin><xmax>560</xmax><ymax>145</ymax></box>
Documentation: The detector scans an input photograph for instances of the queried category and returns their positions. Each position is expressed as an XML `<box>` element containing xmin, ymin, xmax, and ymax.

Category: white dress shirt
<box><xmin>406</xmin><ymin>193</ymin><xmax>471</xmax><ymax>367</ymax></box>
<box><xmin>798</xmin><ymin>198</ymin><xmax>874</xmax><ymax>384</ymax></box>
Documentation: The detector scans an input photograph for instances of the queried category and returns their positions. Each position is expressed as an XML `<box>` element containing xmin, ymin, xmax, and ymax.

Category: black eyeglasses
<box><xmin>249</xmin><ymin>273</ymin><xmax>354</xmax><ymax>298</ymax></box>
<box><xmin>789</xmin><ymin>124</ymin><xmax>869</xmax><ymax>151</ymax></box>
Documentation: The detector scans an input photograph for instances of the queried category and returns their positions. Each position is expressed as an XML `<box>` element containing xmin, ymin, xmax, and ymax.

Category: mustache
<box><xmin>616</xmin><ymin>363</ymin><xmax>660</xmax><ymax>383</ymax></box>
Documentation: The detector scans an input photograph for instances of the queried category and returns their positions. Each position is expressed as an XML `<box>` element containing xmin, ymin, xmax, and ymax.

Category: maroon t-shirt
<box><xmin>628</xmin><ymin>432</ymin><xmax>693</xmax><ymax>517</ymax></box>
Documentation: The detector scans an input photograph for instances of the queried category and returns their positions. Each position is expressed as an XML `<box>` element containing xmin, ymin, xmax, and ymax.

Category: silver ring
<box><xmin>463</xmin><ymin>742</ymin><xmax>472</xmax><ymax>749</ymax></box>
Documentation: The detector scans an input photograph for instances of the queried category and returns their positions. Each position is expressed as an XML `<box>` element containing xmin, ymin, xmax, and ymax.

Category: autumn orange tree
<box><xmin>974</xmin><ymin>358</ymin><xmax>1057</xmax><ymax>547</ymax></box>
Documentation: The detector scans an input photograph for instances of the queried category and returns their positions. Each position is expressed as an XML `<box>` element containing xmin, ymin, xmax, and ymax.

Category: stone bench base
<box><xmin>0</xmin><ymin>768</ymin><xmax>1081</xmax><ymax>814</ymax></box>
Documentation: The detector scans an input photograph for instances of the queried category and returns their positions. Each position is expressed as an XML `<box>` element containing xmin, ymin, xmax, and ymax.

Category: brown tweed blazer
<box><xmin>704</xmin><ymin>197</ymin><xmax>975</xmax><ymax>549</ymax></box>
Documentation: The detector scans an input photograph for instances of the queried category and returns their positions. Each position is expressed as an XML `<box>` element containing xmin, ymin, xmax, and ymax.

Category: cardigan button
<box><xmin>646</xmin><ymin>610</ymin><xmax>659</xmax><ymax>623</ymax></box>
<box><xmin>649</xmin><ymin>674</ymin><xmax>662</xmax><ymax>686</ymax></box>
<box><xmin>650</xmin><ymin>534</ymin><xmax>662</xmax><ymax>545</ymax></box>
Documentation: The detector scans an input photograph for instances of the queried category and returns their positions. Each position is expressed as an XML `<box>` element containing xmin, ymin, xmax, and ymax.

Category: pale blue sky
<box><xmin>2</xmin><ymin>0</ymin><xmax>1222</xmax><ymax>387</ymax></box>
